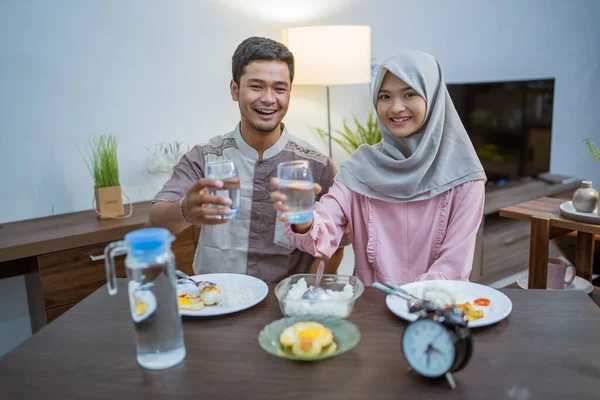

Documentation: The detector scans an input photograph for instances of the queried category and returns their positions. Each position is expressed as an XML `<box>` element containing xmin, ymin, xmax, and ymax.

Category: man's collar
<box><xmin>234</xmin><ymin>123</ymin><xmax>289</xmax><ymax>160</ymax></box>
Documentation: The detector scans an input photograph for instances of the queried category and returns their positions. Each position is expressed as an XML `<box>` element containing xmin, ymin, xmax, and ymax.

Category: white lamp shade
<box><xmin>282</xmin><ymin>25</ymin><xmax>371</xmax><ymax>86</ymax></box>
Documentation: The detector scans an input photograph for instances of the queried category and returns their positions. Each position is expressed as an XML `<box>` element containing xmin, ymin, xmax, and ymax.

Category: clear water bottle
<box><xmin>104</xmin><ymin>228</ymin><xmax>186</xmax><ymax>370</ymax></box>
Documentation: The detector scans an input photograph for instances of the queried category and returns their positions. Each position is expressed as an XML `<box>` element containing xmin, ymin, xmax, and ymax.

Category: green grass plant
<box><xmin>584</xmin><ymin>138</ymin><xmax>600</xmax><ymax>164</ymax></box>
<box><xmin>79</xmin><ymin>134</ymin><xmax>121</xmax><ymax>189</ymax></box>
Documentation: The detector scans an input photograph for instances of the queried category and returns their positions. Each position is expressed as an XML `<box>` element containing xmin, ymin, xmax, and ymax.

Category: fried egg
<box><xmin>178</xmin><ymin>293</ymin><xmax>204</xmax><ymax>311</ymax></box>
<box><xmin>279</xmin><ymin>322</ymin><xmax>334</xmax><ymax>357</ymax></box>
<box><xmin>128</xmin><ymin>281</ymin><xmax>157</xmax><ymax>323</ymax></box>
<box><xmin>200</xmin><ymin>285</ymin><xmax>219</xmax><ymax>306</ymax></box>
<box><xmin>456</xmin><ymin>302</ymin><xmax>485</xmax><ymax>321</ymax></box>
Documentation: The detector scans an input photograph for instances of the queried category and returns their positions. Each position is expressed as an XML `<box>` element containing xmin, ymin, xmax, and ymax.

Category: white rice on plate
<box><xmin>177</xmin><ymin>283</ymin><xmax>254</xmax><ymax>309</ymax></box>
<box><xmin>217</xmin><ymin>284</ymin><xmax>254</xmax><ymax>308</ymax></box>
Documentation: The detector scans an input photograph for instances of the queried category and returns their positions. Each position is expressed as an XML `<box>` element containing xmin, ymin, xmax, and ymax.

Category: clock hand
<box><xmin>431</xmin><ymin>330</ymin><xmax>445</xmax><ymax>344</ymax></box>
<box><xmin>423</xmin><ymin>330</ymin><xmax>445</xmax><ymax>358</ymax></box>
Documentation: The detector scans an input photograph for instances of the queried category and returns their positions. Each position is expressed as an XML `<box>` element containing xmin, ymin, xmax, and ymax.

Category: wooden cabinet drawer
<box><xmin>38</xmin><ymin>228</ymin><xmax>197</xmax><ymax>310</ymax></box>
<box><xmin>38</xmin><ymin>242</ymin><xmax>127</xmax><ymax>309</ymax></box>
<box><xmin>46</xmin><ymin>304</ymin><xmax>75</xmax><ymax>323</ymax></box>
<box><xmin>482</xmin><ymin>219</ymin><xmax>531</xmax><ymax>280</ymax></box>
<box><xmin>470</xmin><ymin>223</ymin><xmax>484</xmax><ymax>282</ymax></box>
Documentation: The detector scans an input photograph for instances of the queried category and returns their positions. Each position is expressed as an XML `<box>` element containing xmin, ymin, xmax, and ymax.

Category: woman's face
<box><xmin>376</xmin><ymin>72</ymin><xmax>427</xmax><ymax>138</ymax></box>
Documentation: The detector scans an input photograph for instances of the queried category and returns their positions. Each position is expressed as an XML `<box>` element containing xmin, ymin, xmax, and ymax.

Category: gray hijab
<box><xmin>336</xmin><ymin>50</ymin><xmax>486</xmax><ymax>202</ymax></box>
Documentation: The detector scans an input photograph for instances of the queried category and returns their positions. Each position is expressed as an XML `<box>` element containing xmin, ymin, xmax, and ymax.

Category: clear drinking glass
<box><xmin>276</xmin><ymin>160</ymin><xmax>315</xmax><ymax>224</ymax></box>
<box><xmin>104</xmin><ymin>228</ymin><xmax>186</xmax><ymax>370</ymax></box>
<box><xmin>206</xmin><ymin>160</ymin><xmax>241</xmax><ymax>219</ymax></box>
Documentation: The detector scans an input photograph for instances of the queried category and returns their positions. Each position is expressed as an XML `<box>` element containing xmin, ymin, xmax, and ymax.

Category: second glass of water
<box><xmin>276</xmin><ymin>160</ymin><xmax>315</xmax><ymax>224</ymax></box>
<box><xmin>206</xmin><ymin>160</ymin><xmax>240</xmax><ymax>219</ymax></box>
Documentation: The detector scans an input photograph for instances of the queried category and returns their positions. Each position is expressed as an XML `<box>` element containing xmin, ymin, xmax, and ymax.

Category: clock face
<box><xmin>402</xmin><ymin>319</ymin><xmax>455</xmax><ymax>378</ymax></box>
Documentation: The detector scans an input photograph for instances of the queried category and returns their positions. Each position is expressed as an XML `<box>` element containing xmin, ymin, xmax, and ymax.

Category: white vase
<box><xmin>572</xmin><ymin>181</ymin><xmax>598</xmax><ymax>213</ymax></box>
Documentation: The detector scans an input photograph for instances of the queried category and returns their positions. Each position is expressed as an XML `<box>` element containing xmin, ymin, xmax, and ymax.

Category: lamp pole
<box><xmin>326</xmin><ymin>85</ymin><xmax>332</xmax><ymax>159</ymax></box>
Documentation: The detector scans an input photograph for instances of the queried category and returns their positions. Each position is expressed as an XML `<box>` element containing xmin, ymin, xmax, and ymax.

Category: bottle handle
<box><xmin>104</xmin><ymin>241</ymin><xmax>127</xmax><ymax>295</ymax></box>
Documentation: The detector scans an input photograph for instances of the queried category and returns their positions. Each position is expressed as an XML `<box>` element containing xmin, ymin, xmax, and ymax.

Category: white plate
<box><xmin>385</xmin><ymin>280</ymin><xmax>513</xmax><ymax>328</ymax></box>
<box><xmin>178</xmin><ymin>273</ymin><xmax>268</xmax><ymax>317</ymax></box>
<box><xmin>559</xmin><ymin>201</ymin><xmax>600</xmax><ymax>225</ymax></box>
<box><xmin>517</xmin><ymin>271</ymin><xmax>594</xmax><ymax>294</ymax></box>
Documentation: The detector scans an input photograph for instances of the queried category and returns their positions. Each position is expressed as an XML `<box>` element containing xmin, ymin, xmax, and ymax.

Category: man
<box><xmin>147</xmin><ymin>37</ymin><xmax>344</xmax><ymax>283</ymax></box>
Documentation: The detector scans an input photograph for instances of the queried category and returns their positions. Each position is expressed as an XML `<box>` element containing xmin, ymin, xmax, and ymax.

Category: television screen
<box><xmin>447</xmin><ymin>79</ymin><xmax>554</xmax><ymax>182</ymax></box>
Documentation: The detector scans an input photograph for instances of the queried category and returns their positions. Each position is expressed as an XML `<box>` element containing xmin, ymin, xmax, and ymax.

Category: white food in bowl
<box><xmin>283</xmin><ymin>278</ymin><xmax>354</xmax><ymax>318</ymax></box>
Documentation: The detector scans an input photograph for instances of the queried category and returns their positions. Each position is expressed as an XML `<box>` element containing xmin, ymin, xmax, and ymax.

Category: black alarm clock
<box><xmin>401</xmin><ymin>306</ymin><xmax>473</xmax><ymax>389</ymax></box>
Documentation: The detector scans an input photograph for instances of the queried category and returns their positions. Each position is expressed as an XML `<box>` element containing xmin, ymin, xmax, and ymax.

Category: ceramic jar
<box><xmin>572</xmin><ymin>181</ymin><xmax>598</xmax><ymax>213</ymax></box>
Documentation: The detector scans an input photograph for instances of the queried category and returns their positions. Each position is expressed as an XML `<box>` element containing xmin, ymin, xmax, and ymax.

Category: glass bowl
<box><xmin>258</xmin><ymin>315</ymin><xmax>361</xmax><ymax>361</ymax></box>
<box><xmin>274</xmin><ymin>274</ymin><xmax>364</xmax><ymax>318</ymax></box>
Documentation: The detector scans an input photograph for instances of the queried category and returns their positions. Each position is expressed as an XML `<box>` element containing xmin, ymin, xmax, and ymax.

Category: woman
<box><xmin>271</xmin><ymin>50</ymin><xmax>486</xmax><ymax>285</ymax></box>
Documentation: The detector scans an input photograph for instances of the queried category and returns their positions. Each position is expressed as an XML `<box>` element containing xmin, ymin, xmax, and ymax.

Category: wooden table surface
<box><xmin>500</xmin><ymin>197</ymin><xmax>600</xmax><ymax>235</ymax></box>
<box><xmin>0</xmin><ymin>202</ymin><xmax>152</xmax><ymax>263</ymax></box>
<box><xmin>1</xmin><ymin>280</ymin><xmax>600</xmax><ymax>400</ymax></box>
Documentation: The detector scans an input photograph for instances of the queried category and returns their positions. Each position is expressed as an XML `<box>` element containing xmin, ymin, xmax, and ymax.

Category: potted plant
<box><xmin>585</xmin><ymin>138</ymin><xmax>600</xmax><ymax>164</ymax></box>
<box><xmin>316</xmin><ymin>59</ymin><xmax>382</xmax><ymax>156</ymax></box>
<box><xmin>316</xmin><ymin>110</ymin><xmax>381</xmax><ymax>155</ymax></box>
<box><xmin>80</xmin><ymin>134</ymin><xmax>128</xmax><ymax>219</ymax></box>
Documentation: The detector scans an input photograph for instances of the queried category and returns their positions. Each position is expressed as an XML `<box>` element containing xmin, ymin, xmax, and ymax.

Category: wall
<box><xmin>2</xmin><ymin>0</ymin><xmax>598</xmax><ymax>224</ymax></box>
<box><xmin>1</xmin><ymin>0</ymin><xmax>598</xmax><ymax>355</ymax></box>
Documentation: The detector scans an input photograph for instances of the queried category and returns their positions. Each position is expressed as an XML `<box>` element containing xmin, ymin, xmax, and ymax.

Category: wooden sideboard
<box><xmin>0</xmin><ymin>202</ymin><xmax>198</xmax><ymax>331</ymax></box>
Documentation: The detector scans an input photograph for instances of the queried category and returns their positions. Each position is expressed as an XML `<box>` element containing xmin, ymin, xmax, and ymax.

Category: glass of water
<box><xmin>205</xmin><ymin>160</ymin><xmax>241</xmax><ymax>219</ymax></box>
<box><xmin>276</xmin><ymin>160</ymin><xmax>315</xmax><ymax>224</ymax></box>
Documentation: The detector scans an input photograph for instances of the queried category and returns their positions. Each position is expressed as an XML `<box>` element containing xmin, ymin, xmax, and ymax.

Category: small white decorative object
<box><xmin>147</xmin><ymin>141</ymin><xmax>190</xmax><ymax>175</ymax></box>
<box><xmin>572</xmin><ymin>181</ymin><xmax>598</xmax><ymax>213</ymax></box>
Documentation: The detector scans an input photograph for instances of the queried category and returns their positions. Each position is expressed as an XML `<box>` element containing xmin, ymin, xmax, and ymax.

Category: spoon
<box><xmin>372</xmin><ymin>282</ymin><xmax>435</xmax><ymax>313</ymax></box>
<box><xmin>175</xmin><ymin>270</ymin><xmax>216</xmax><ymax>289</ymax></box>
<box><xmin>302</xmin><ymin>260</ymin><xmax>330</xmax><ymax>301</ymax></box>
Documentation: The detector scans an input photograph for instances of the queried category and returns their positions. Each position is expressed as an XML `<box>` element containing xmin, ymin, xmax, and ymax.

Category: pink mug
<box><xmin>547</xmin><ymin>257</ymin><xmax>576</xmax><ymax>289</ymax></box>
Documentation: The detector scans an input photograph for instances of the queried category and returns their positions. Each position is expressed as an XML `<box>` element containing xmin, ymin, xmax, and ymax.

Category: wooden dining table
<box><xmin>1</xmin><ymin>279</ymin><xmax>600</xmax><ymax>399</ymax></box>
<box><xmin>500</xmin><ymin>196</ymin><xmax>599</xmax><ymax>289</ymax></box>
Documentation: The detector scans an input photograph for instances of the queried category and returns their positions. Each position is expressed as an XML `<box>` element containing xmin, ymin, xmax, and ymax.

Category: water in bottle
<box><xmin>105</xmin><ymin>228</ymin><xmax>186</xmax><ymax>370</ymax></box>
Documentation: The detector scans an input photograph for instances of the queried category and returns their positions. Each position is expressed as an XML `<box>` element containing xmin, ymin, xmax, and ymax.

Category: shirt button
<box><xmin>257</xmin><ymin>160</ymin><xmax>263</xmax><ymax>166</ymax></box>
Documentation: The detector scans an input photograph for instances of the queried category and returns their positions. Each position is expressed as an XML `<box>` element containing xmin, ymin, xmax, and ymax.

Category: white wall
<box><xmin>1</xmin><ymin>0</ymin><xmax>598</xmax><ymax>224</ymax></box>
<box><xmin>0</xmin><ymin>0</ymin><xmax>598</xmax><ymax>354</ymax></box>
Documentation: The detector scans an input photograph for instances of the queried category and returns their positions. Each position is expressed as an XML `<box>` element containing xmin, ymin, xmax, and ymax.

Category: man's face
<box><xmin>230</xmin><ymin>60</ymin><xmax>291</xmax><ymax>134</ymax></box>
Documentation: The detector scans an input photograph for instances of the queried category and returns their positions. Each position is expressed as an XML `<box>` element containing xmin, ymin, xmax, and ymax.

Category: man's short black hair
<box><xmin>232</xmin><ymin>37</ymin><xmax>294</xmax><ymax>86</ymax></box>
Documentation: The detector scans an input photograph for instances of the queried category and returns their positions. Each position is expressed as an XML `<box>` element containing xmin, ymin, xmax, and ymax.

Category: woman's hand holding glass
<box><xmin>270</xmin><ymin>177</ymin><xmax>322</xmax><ymax>233</ymax></box>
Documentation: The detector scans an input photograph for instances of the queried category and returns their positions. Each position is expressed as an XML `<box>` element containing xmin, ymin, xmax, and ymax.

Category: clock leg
<box><xmin>445</xmin><ymin>372</ymin><xmax>457</xmax><ymax>390</ymax></box>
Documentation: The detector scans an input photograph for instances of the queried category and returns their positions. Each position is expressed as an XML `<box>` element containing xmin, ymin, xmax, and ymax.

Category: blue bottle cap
<box><xmin>125</xmin><ymin>228</ymin><xmax>174</xmax><ymax>252</ymax></box>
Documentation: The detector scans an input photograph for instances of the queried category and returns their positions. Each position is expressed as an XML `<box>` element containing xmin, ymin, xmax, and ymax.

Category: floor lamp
<box><xmin>282</xmin><ymin>25</ymin><xmax>371</xmax><ymax>158</ymax></box>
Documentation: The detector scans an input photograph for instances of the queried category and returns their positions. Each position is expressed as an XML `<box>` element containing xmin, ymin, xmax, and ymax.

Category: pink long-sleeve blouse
<box><xmin>286</xmin><ymin>179</ymin><xmax>485</xmax><ymax>286</ymax></box>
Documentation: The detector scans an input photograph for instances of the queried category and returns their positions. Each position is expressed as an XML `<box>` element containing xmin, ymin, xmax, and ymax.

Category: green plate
<box><xmin>258</xmin><ymin>315</ymin><xmax>361</xmax><ymax>361</ymax></box>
